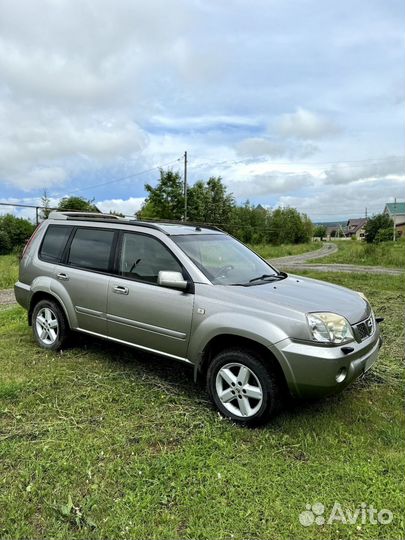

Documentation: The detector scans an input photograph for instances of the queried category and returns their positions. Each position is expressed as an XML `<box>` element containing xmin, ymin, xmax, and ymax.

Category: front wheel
<box><xmin>207</xmin><ymin>348</ymin><xmax>281</xmax><ymax>426</ymax></box>
<box><xmin>32</xmin><ymin>299</ymin><xmax>69</xmax><ymax>350</ymax></box>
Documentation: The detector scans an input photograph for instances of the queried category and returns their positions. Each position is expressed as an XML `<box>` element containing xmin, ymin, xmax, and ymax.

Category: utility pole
<box><xmin>365</xmin><ymin>207</ymin><xmax>367</xmax><ymax>219</ymax></box>
<box><xmin>183</xmin><ymin>151</ymin><xmax>188</xmax><ymax>222</ymax></box>
<box><xmin>393</xmin><ymin>197</ymin><xmax>397</xmax><ymax>241</ymax></box>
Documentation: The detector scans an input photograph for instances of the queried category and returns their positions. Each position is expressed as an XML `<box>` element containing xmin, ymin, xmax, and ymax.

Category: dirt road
<box><xmin>269</xmin><ymin>243</ymin><xmax>404</xmax><ymax>276</ymax></box>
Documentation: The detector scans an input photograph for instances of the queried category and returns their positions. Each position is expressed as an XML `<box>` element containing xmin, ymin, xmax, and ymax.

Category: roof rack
<box><xmin>48</xmin><ymin>211</ymin><xmax>121</xmax><ymax>220</ymax></box>
<box><xmin>139</xmin><ymin>218</ymin><xmax>224</xmax><ymax>233</ymax></box>
<box><xmin>48</xmin><ymin>211</ymin><xmax>166</xmax><ymax>231</ymax></box>
<box><xmin>47</xmin><ymin>211</ymin><xmax>224</xmax><ymax>234</ymax></box>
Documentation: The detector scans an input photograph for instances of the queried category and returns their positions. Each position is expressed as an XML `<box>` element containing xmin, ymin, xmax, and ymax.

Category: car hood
<box><xmin>219</xmin><ymin>274</ymin><xmax>370</xmax><ymax>324</ymax></box>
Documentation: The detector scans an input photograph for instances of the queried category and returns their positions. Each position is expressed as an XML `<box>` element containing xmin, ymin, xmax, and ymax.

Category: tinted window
<box><xmin>67</xmin><ymin>228</ymin><xmax>114</xmax><ymax>271</ymax></box>
<box><xmin>40</xmin><ymin>225</ymin><xmax>72</xmax><ymax>262</ymax></box>
<box><xmin>119</xmin><ymin>233</ymin><xmax>182</xmax><ymax>284</ymax></box>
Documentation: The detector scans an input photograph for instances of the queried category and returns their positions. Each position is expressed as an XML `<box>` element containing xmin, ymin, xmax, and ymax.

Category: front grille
<box><xmin>354</xmin><ymin>314</ymin><xmax>375</xmax><ymax>342</ymax></box>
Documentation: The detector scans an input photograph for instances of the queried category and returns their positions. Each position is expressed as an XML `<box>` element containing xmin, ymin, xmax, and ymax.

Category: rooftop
<box><xmin>385</xmin><ymin>202</ymin><xmax>405</xmax><ymax>215</ymax></box>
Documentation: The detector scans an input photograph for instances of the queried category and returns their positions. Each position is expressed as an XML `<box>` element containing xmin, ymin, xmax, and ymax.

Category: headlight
<box><xmin>306</xmin><ymin>312</ymin><xmax>354</xmax><ymax>344</ymax></box>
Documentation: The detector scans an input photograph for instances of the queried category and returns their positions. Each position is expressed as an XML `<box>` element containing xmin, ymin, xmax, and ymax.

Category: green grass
<box><xmin>250</xmin><ymin>242</ymin><xmax>322</xmax><ymax>259</ymax></box>
<box><xmin>0</xmin><ymin>254</ymin><xmax>19</xmax><ymax>289</ymax></box>
<box><xmin>311</xmin><ymin>240</ymin><xmax>405</xmax><ymax>268</ymax></box>
<box><xmin>0</xmin><ymin>272</ymin><xmax>404</xmax><ymax>539</ymax></box>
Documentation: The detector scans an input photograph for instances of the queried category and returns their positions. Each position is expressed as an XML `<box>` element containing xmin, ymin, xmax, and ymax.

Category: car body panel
<box><xmin>106</xmin><ymin>277</ymin><xmax>194</xmax><ymax>358</ymax></box>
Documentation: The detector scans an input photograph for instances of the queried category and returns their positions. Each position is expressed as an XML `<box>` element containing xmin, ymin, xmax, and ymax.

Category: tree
<box><xmin>139</xmin><ymin>169</ymin><xmax>184</xmax><ymax>220</ymax></box>
<box><xmin>40</xmin><ymin>190</ymin><xmax>52</xmax><ymax>220</ymax></box>
<box><xmin>187</xmin><ymin>176</ymin><xmax>235</xmax><ymax>226</ymax></box>
<box><xmin>57</xmin><ymin>196</ymin><xmax>100</xmax><ymax>213</ymax></box>
<box><xmin>314</xmin><ymin>224</ymin><xmax>327</xmax><ymax>240</ymax></box>
<box><xmin>0</xmin><ymin>230</ymin><xmax>11</xmax><ymax>254</ymax></box>
<box><xmin>364</xmin><ymin>213</ymin><xmax>393</xmax><ymax>243</ymax></box>
<box><xmin>0</xmin><ymin>214</ymin><xmax>35</xmax><ymax>251</ymax></box>
<box><xmin>267</xmin><ymin>207</ymin><xmax>313</xmax><ymax>245</ymax></box>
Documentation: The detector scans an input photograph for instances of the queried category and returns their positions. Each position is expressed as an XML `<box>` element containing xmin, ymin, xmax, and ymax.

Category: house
<box><xmin>384</xmin><ymin>201</ymin><xmax>405</xmax><ymax>237</ymax></box>
<box><xmin>346</xmin><ymin>218</ymin><xmax>367</xmax><ymax>240</ymax></box>
<box><xmin>325</xmin><ymin>224</ymin><xmax>347</xmax><ymax>240</ymax></box>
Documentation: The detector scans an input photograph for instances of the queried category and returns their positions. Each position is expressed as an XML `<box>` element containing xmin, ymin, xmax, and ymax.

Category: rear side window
<box><xmin>39</xmin><ymin>225</ymin><xmax>73</xmax><ymax>262</ymax></box>
<box><xmin>67</xmin><ymin>228</ymin><xmax>114</xmax><ymax>271</ymax></box>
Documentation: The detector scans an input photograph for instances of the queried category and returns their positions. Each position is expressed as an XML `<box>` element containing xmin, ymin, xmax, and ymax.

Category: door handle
<box><xmin>113</xmin><ymin>285</ymin><xmax>129</xmax><ymax>295</ymax></box>
<box><xmin>57</xmin><ymin>272</ymin><xmax>69</xmax><ymax>281</ymax></box>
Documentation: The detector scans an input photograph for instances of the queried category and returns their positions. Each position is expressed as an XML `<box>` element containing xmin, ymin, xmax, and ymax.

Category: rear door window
<box><xmin>39</xmin><ymin>225</ymin><xmax>73</xmax><ymax>262</ymax></box>
<box><xmin>67</xmin><ymin>228</ymin><xmax>115</xmax><ymax>271</ymax></box>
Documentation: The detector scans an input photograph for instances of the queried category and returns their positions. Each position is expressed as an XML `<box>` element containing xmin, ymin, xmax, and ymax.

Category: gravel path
<box><xmin>268</xmin><ymin>243</ymin><xmax>404</xmax><ymax>275</ymax></box>
<box><xmin>269</xmin><ymin>242</ymin><xmax>338</xmax><ymax>265</ymax></box>
<box><xmin>0</xmin><ymin>288</ymin><xmax>16</xmax><ymax>306</ymax></box>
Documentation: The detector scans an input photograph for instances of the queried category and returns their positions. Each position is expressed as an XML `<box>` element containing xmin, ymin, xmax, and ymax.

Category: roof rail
<box><xmin>48</xmin><ymin>211</ymin><xmax>121</xmax><ymax>220</ymax></box>
<box><xmin>140</xmin><ymin>218</ymin><xmax>224</xmax><ymax>232</ymax></box>
<box><xmin>47</xmin><ymin>211</ymin><xmax>224</xmax><ymax>234</ymax></box>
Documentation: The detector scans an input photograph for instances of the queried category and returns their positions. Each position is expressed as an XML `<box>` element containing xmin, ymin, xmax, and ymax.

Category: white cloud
<box><xmin>97</xmin><ymin>197</ymin><xmax>145</xmax><ymax>216</ymax></box>
<box><xmin>230</xmin><ymin>171</ymin><xmax>315</xmax><ymax>197</ymax></box>
<box><xmin>235</xmin><ymin>137</ymin><xmax>318</xmax><ymax>159</ymax></box>
<box><xmin>323</xmin><ymin>157</ymin><xmax>404</xmax><ymax>185</ymax></box>
<box><xmin>277</xmin><ymin>108</ymin><xmax>341</xmax><ymax>140</ymax></box>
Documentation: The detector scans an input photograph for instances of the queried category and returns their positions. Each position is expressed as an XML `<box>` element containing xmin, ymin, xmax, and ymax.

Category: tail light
<box><xmin>21</xmin><ymin>222</ymin><xmax>44</xmax><ymax>260</ymax></box>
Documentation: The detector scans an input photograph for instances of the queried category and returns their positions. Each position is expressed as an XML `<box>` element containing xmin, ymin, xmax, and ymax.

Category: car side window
<box><xmin>119</xmin><ymin>233</ymin><xmax>183</xmax><ymax>284</ymax></box>
<box><xmin>39</xmin><ymin>225</ymin><xmax>73</xmax><ymax>262</ymax></box>
<box><xmin>67</xmin><ymin>228</ymin><xmax>114</xmax><ymax>271</ymax></box>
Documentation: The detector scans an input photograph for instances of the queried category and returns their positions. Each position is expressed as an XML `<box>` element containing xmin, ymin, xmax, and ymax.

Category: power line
<box><xmin>48</xmin><ymin>157</ymin><xmax>182</xmax><ymax>197</ymax></box>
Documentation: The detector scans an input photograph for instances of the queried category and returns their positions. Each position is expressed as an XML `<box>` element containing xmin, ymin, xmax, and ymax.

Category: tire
<box><xmin>32</xmin><ymin>299</ymin><xmax>69</xmax><ymax>351</ymax></box>
<box><xmin>207</xmin><ymin>348</ymin><xmax>281</xmax><ymax>426</ymax></box>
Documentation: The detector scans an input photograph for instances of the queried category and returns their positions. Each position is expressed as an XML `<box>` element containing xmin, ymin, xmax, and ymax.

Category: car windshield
<box><xmin>172</xmin><ymin>234</ymin><xmax>280</xmax><ymax>285</ymax></box>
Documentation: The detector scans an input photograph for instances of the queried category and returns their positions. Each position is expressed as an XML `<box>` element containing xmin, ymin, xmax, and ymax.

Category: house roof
<box><xmin>346</xmin><ymin>218</ymin><xmax>367</xmax><ymax>233</ymax></box>
<box><xmin>385</xmin><ymin>202</ymin><xmax>405</xmax><ymax>215</ymax></box>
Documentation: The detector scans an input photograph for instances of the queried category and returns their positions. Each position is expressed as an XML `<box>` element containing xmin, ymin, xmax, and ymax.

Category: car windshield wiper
<box><xmin>249</xmin><ymin>273</ymin><xmax>284</xmax><ymax>283</ymax></box>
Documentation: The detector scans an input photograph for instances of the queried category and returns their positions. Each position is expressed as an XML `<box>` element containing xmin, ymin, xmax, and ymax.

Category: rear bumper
<box><xmin>274</xmin><ymin>326</ymin><xmax>382</xmax><ymax>398</ymax></box>
<box><xmin>14</xmin><ymin>281</ymin><xmax>32</xmax><ymax>310</ymax></box>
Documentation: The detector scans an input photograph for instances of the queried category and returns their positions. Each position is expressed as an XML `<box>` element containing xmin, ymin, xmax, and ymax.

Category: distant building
<box><xmin>346</xmin><ymin>218</ymin><xmax>368</xmax><ymax>240</ymax></box>
<box><xmin>384</xmin><ymin>202</ymin><xmax>405</xmax><ymax>237</ymax></box>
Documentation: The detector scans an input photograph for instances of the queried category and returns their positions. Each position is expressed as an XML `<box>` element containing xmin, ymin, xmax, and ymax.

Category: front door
<box><xmin>107</xmin><ymin>232</ymin><xmax>194</xmax><ymax>359</ymax></box>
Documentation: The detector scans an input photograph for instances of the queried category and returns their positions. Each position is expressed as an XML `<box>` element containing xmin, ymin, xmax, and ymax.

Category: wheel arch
<box><xmin>28</xmin><ymin>291</ymin><xmax>71</xmax><ymax>328</ymax></box>
<box><xmin>196</xmin><ymin>334</ymin><xmax>288</xmax><ymax>392</ymax></box>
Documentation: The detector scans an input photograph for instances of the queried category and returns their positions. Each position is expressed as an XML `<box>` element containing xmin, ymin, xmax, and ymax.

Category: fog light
<box><xmin>336</xmin><ymin>367</ymin><xmax>347</xmax><ymax>383</ymax></box>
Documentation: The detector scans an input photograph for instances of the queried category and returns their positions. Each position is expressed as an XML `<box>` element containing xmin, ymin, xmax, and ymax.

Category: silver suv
<box><xmin>15</xmin><ymin>211</ymin><xmax>382</xmax><ymax>425</ymax></box>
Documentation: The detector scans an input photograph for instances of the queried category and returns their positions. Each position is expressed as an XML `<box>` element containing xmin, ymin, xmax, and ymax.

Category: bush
<box><xmin>0</xmin><ymin>214</ymin><xmax>35</xmax><ymax>252</ymax></box>
<box><xmin>374</xmin><ymin>228</ymin><xmax>393</xmax><ymax>243</ymax></box>
<box><xmin>0</xmin><ymin>230</ymin><xmax>11</xmax><ymax>255</ymax></box>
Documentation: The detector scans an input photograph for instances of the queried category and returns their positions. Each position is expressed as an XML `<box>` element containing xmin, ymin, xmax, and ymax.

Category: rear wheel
<box><xmin>32</xmin><ymin>299</ymin><xmax>69</xmax><ymax>350</ymax></box>
<box><xmin>207</xmin><ymin>348</ymin><xmax>281</xmax><ymax>425</ymax></box>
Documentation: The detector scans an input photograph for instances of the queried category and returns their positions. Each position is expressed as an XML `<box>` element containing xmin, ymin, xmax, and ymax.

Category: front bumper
<box><xmin>273</xmin><ymin>325</ymin><xmax>382</xmax><ymax>398</ymax></box>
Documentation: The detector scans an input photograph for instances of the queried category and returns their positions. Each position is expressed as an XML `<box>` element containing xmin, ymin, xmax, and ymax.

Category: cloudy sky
<box><xmin>0</xmin><ymin>0</ymin><xmax>403</xmax><ymax>222</ymax></box>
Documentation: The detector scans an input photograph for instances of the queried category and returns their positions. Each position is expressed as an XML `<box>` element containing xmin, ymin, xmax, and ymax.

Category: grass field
<box><xmin>311</xmin><ymin>240</ymin><xmax>405</xmax><ymax>268</ymax></box>
<box><xmin>0</xmin><ymin>271</ymin><xmax>404</xmax><ymax>539</ymax></box>
<box><xmin>0</xmin><ymin>254</ymin><xmax>19</xmax><ymax>289</ymax></box>
<box><xmin>250</xmin><ymin>242</ymin><xmax>322</xmax><ymax>259</ymax></box>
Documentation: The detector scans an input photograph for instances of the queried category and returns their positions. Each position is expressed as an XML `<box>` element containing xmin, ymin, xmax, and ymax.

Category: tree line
<box><xmin>138</xmin><ymin>169</ymin><xmax>314</xmax><ymax>245</ymax></box>
<box><xmin>0</xmin><ymin>169</ymin><xmax>398</xmax><ymax>254</ymax></box>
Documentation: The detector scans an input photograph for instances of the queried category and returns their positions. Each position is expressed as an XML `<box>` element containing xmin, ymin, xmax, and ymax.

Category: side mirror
<box><xmin>158</xmin><ymin>271</ymin><xmax>188</xmax><ymax>290</ymax></box>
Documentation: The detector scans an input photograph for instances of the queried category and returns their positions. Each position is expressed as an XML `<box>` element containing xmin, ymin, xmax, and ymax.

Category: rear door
<box><xmin>53</xmin><ymin>226</ymin><xmax>116</xmax><ymax>334</ymax></box>
<box><xmin>107</xmin><ymin>231</ymin><xmax>194</xmax><ymax>360</ymax></box>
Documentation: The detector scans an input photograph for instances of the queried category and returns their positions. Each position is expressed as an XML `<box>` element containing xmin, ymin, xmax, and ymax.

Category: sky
<box><xmin>0</xmin><ymin>0</ymin><xmax>404</xmax><ymax>222</ymax></box>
